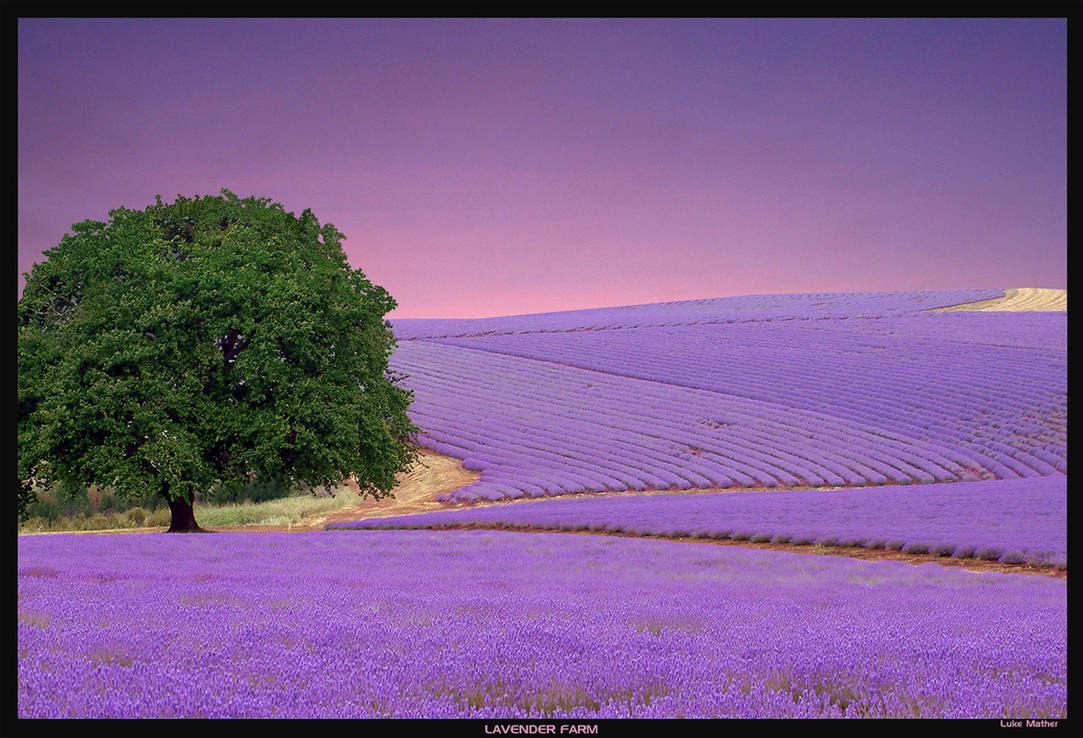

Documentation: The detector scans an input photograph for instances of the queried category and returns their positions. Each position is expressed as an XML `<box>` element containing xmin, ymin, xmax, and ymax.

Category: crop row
<box><xmin>330</xmin><ymin>476</ymin><xmax>1066</xmax><ymax>568</ymax></box>
<box><xmin>402</xmin><ymin>348</ymin><xmax>939</xmax><ymax>497</ymax></box>
<box><xmin>422</xmin><ymin>318</ymin><xmax>1065</xmax><ymax>478</ymax></box>
<box><xmin>17</xmin><ymin>530</ymin><xmax>1066</xmax><ymax>718</ymax></box>
<box><xmin>812</xmin><ymin>311</ymin><xmax>1066</xmax><ymax>351</ymax></box>
<box><xmin>388</xmin><ymin>333</ymin><xmax>1063</xmax><ymax>502</ymax></box>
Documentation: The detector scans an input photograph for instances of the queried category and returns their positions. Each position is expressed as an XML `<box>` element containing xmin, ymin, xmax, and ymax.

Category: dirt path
<box><xmin>932</xmin><ymin>287</ymin><xmax>1066</xmax><ymax>312</ymax></box>
<box><xmin>212</xmin><ymin>448</ymin><xmax>481</xmax><ymax>532</ymax></box>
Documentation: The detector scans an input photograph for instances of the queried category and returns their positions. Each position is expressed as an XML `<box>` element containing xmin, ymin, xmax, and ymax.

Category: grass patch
<box><xmin>170</xmin><ymin>489</ymin><xmax>366</xmax><ymax>528</ymax></box>
<box><xmin>19</xmin><ymin>508</ymin><xmax>172</xmax><ymax>534</ymax></box>
<box><xmin>19</xmin><ymin>486</ymin><xmax>367</xmax><ymax>533</ymax></box>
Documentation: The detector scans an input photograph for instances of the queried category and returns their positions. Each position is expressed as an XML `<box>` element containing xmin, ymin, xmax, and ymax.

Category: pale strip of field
<box><xmin>932</xmin><ymin>288</ymin><xmax>1066</xmax><ymax>312</ymax></box>
<box><xmin>301</xmin><ymin>449</ymin><xmax>481</xmax><ymax>529</ymax></box>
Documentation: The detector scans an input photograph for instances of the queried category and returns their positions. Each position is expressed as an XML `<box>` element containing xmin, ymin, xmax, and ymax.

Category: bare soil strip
<box><xmin>220</xmin><ymin>448</ymin><xmax>481</xmax><ymax>532</ymax></box>
<box><xmin>931</xmin><ymin>287</ymin><xmax>1066</xmax><ymax>312</ymax></box>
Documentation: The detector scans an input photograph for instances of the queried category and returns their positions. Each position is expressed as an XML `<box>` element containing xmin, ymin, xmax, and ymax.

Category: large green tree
<box><xmin>18</xmin><ymin>189</ymin><xmax>419</xmax><ymax>531</ymax></box>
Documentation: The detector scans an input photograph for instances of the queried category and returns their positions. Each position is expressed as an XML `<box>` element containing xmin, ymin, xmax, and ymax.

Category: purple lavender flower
<box><xmin>18</xmin><ymin>530</ymin><xmax>1067</xmax><ymax>718</ymax></box>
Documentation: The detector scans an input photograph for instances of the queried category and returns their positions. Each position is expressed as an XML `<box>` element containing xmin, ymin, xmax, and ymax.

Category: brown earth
<box><xmin>931</xmin><ymin>287</ymin><xmax>1066</xmax><ymax>312</ymax></box>
<box><xmin>214</xmin><ymin>448</ymin><xmax>481</xmax><ymax>532</ymax></box>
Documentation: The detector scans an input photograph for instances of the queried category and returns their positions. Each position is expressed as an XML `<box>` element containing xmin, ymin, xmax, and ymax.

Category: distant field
<box><xmin>387</xmin><ymin>288</ymin><xmax>1066</xmax><ymax>504</ymax></box>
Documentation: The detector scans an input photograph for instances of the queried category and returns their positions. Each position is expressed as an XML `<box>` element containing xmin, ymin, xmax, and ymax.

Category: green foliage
<box><xmin>18</xmin><ymin>506</ymin><xmax>173</xmax><ymax>534</ymax></box>
<box><xmin>187</xmin><ymin>490</ymin><xmax>363</xmax><ymax>528</ymax></box>
<box><xmin>18</xmin><ymin>189</ymin><xmax>418</xmax><ymax>520</ymax></box>
<box><xmin>17</xmin><ymin>487</ymin><xmax>366</xmax><ymax>533</ymax></box>
<box><xmin>208</xmin><ymin>477</ymin><xmax>295</xmax><ymax>505</ymax></box>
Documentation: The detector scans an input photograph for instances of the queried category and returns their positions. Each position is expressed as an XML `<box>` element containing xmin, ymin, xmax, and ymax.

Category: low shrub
<box><xmin>78</xmin><ymin>513</ymin><xmax>120</xmax><ymax>531</ymax></box>
<box><xmin>22</xmin><ymin>497</ymin><xmax>63</xmax><ymax>523</ymax></box>
<box><xmin>98</xmin><ymin>491</ymin><xmax>119</xmax><ymax>513</ymax></box>
<box><xmin>209</xmin><ymin>478</ymin><xmax>298</xmax><ymax>505</ymax></box>
<box><xmin>1024</xmin><ymin>553</ymin><xmax>1047</xmax><ymax>567</ymax></box>
<box><xmin>931</xmin><ymin>544</ymin><xmax>956</xmax><ymax>558</ymax></box>
<box><xmin>18</xmin><ymin>517</ymin><xmax>50</xmax><ymax>533</ymax></box>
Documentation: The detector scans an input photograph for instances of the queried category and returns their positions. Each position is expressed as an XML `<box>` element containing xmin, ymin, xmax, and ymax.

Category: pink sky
<box><xmin>18</xmin><ymin>19</ymin><xmax>1066</xmax><ymax>318</ymax></box>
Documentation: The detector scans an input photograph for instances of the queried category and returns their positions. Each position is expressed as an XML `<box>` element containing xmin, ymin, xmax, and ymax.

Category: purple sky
<box><xmin>18</xmin><ymin>18</ymin><xmax>1066</xmax><ymax>319</ymax></box>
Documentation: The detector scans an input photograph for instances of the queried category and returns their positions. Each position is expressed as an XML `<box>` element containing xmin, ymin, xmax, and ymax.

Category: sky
<box><xmin>17</xmin><ymin>18</ymin><xmax>1066</xmax><ymax>319</ymax></box>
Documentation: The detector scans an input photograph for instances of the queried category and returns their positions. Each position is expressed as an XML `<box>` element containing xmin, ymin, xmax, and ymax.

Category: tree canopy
<box><xmin>18</xmin><ymin>189</ymin><xmax>419</xmax><ymax>531</ymax></box>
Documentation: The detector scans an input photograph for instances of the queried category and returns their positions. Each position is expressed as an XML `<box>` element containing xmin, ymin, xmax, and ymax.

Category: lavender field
<box><xmin>18</xmin><ymin>14</ymin><xmax>1070</xmax><ymax>723</ymax></box>
<box><xmin>330</xmin><ymin>476</ymin><xmax>1067</xmax><ymax>568</ymax></box>
<box><xmin>17</xmin><ymin>531</ymin><xmax>1067</xmax><ymax>718</ymax></box>
<box><xmin>19</xmin><ymin>289</ymin><xmax>1068</xmax><ymax>719</ymax></box>
<box><xmin>389</xmin><ymin>290</ymin><xmax>1066</xmax><ymax>502</ymax></box>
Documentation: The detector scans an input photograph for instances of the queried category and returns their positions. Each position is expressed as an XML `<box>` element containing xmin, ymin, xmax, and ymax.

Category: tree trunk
<box><xmin>166</xmin><ymin>494</ymin><xmax>204</xmax><ymax>533</ymax></box>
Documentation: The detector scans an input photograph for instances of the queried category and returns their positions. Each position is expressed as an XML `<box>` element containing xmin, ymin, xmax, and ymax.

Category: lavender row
<box><xmin>405</xmin><ymin>354</ymin><xmax>918</xmax><ymax>498</ymax></box>
<box><xmin>422</xmin><ymin>317</ymin><xmax>1065</xmax><ymax>477</ymax></box>
<box><xmin>389</xmin><ymin>338</ymin><xmax>1061</xmax><ymax>502</ymax></box>
<box><xmin>391</xmin><ymin>289</ymin><xmax>1005</xmax><ymax>339</ymax></box>
<box><xmin>18</xmin><ymin>530</ymin><xmax>1066</xmax><ymax>718</ymax></box>
<box><xmin>817</xmin><ymin>311</ymin><xmax>1067</xmax><ymax>352</ymax></box>
<box><xmin>331</xmin><ymin>476</ymin><xmax>1066</xmax><ymax>567</ymax></box>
